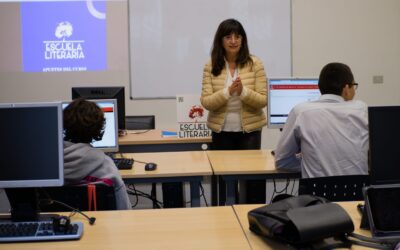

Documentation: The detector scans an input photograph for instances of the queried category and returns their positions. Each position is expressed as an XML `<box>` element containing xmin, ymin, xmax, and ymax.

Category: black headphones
<box><xmin>52</xmin><ymin>216</ymin><xmax>71</xmax><ymax>233</ymax></box>
<box><xmin>41</xmin><ymin>199</ymin><xmax>97</xmax><ymax>226</ymax></box>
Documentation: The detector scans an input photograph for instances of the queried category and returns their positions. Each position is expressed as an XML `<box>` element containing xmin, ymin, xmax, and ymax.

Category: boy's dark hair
<box><xmin>63</xmin><ymin>98</ymin><xmax>105</xmax><ymax>144</ymax></box>
<box><xmin>211</xmin><ymin>18</ymin><xmax>252</xmax><ymax>76</ymax></box>
<box><xmin>318</xmin><ymin>62</ymin><xmax>354</xmax><ymax>95</ymax></box>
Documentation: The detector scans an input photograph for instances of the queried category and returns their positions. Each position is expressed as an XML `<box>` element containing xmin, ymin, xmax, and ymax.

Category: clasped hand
<box><xmin>229</xmin><ymin>76</ymin><xmax>243</xmax><ymax>96</ymax></box>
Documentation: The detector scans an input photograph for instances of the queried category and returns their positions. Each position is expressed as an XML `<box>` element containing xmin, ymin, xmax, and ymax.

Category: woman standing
<box><xmin>201</xmin><ymin>19</ymin><xmax>268</xmax><ymax>203</ymax></box>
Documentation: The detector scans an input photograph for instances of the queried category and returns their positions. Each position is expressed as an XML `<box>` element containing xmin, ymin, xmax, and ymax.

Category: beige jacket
<box><xmin>200</xmin><ymin>56</ymin><xmax>267</xmax><ymax>132</ymax></box>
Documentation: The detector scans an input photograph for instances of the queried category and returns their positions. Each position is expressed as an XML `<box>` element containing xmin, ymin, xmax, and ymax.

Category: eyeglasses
<box><xmin>348</xmin><ymin>82</ymin><xmax>358</xmax><ymax>90</ymax></box>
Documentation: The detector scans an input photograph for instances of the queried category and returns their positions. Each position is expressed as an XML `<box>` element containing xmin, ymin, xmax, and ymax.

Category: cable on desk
<box><xmin>38</xmin><ymin>189</ymin><xmax>96</xmax><ymax>225</ymax></box>
<box><xmin>133</xmin><ymin>159</ymin><xmax>148</xmax><ymax>165</ymax></box>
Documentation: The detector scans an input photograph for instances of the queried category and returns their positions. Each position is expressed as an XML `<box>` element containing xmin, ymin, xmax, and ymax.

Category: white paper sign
<box><xmin>176</xmin><ymin>94</ymin><xmax>212</xmax><ymax>138</ymax></box>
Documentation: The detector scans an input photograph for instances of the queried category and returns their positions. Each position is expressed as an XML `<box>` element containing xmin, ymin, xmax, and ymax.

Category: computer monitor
<box><xmin>368</xmin><ymin>106</ymin><xmax>400</xmax><ymax>185</ymax></box>
<box><xmin>62</xmin><ymin>99</ymin><xmax>119</xmax><ymax>153</ymax></box>
<box><xmin>267</xmin><ymin>78</ymin><xmax>320</xmax><ymax>129</ymax></box>
<box><xmin>125</xmin><ymin>115</ymin><xmax>156</xmax><ymax>130</ymax></box>
<box><xmin>71</xmin><ymin>86</ymin><xmax>125</xmax><ymax>130</ymax></box>
<box><xmin>0</xmin><ymin>102</ymin><xmax>63</xmax><ymax>221</ymax></box>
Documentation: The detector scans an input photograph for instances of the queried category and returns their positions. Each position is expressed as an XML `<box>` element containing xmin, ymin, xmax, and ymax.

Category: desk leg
<box><xmin>190</xmin><ymin>180</ymin><xmax>201</xmax><ymax>207</ymax></box>
<box><xmin>218</xmin><ymin>176</ymin><xmax>226</xmax><ymax>206</ymax></box>
<box><xmin>151</xmin><ymin>183</ymin><xmax>157</xmax><ymax>208</ymax></box>
<box><xmin>211</xmin><ymin>175</ymin><xmax>218</xmax><ymax>206</ymax></box>
<box><xmin>225</xmin><ymin>179</ymin><xmax>236</xmax><ymax>205</ymax></box>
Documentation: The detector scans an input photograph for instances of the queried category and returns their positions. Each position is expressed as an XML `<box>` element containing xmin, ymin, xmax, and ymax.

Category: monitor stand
<box><xmin>271</xmin><ymin>128</ymin><xmax>283</xmax><ymax>156</ymax></box>
<box><xmin>118</xmin><ymin>129</ymin><xmax>127</xmax><ymax>137</ymax></box>
<box><xmin>5</xmin><ymin>188</ymin><xmax>41</xmax><ymax>222</ymax></box>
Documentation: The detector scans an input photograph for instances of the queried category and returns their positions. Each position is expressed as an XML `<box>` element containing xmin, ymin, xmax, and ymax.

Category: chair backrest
<box><xmin>125</xmin><ymin>115</ymin><xmax>155</xmax><ymax>130</ymax></box>
<box><xmin>38</xmin><ymin>183</ymin><xmax>116</xmax><ymax>212</ymax></box>
<box><xmin>298</xmin><ymin>175</ymin><xmax>370</xmax><ymax>202</ymax></box>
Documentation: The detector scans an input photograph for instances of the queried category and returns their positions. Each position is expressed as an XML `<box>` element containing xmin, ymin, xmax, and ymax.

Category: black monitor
<box><xmin>267</xmin><ymin>78</ymin><xmax>320</xmax><ymax>129</ymax></box>
<box><xmin>368</xmin><ymin>106</ymin><xmax>400</xmax><ymax>185</ymax></box>
<box><xmin>0</xmin><ymin>102</ymin><xmax>64</xmax><ymax>221</ymax></box>
<box><xmin>71</xmin><ymin>86</ymin><xmax>125</xmax><ymax>130</ymax></box>
<box><xmin>125</xmin><ymin>115</ymin><xmax>155</xmax><ymax>130</ymax></box>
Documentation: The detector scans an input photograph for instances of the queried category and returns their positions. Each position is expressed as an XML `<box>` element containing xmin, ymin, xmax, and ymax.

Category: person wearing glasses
<box><xmin>201</xmin><ymin>18</ymin><xmax>268</xmax><ymax>203</ymax></box>
<box><xmin>274</xmin><ymin>62</ymin><xmax>368</xmax><ymax>177</ymax></box>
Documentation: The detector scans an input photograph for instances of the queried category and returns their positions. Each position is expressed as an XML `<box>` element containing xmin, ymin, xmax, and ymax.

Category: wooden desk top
<box><xmin>207</xmin><ymin>149</ymin><xmax>295</xmax><ymax>175</ymax></box>
<box><xmin>119</xmin><ymin>151</ymin><xmax>213</xmax><ymax>178</ymax></box>
<box><xmin>2</xmin><ymin>207</ymin><xmax>250</xmax><ymax>250</ymax></box>
<box><xmin>118</xmin><ymin>129</ymin><xmax>211</xmax><ymax>145</ymax></box>
<box><xmin>233</xmin><ymin>202</ymin><xmax>371</xmax><ymax>250</ymax></box>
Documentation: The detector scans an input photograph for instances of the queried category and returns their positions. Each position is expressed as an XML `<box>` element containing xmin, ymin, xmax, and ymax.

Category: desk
<box><xmin>118</xmin><ymin>129</ymin><xmax>211</xmax><ymax>152</ymax></box>
<box><xmin>2</xmin><ymin>206</ymin><xmax>250</xmax><ymax>250</ymax></box>
<box><xmin>119</xmin><ymin>151</ymin><xmax>213</xmax><ymax>207</ymax></box>
<box><xmin>233</xmin><ymin>202</ymin><xmax>371</xmax><ymax>250</ymax></box>
<box><xmin>207</xmin><ymin>150</ymin><xmax>301</xmax><ymax>205</ymax></box>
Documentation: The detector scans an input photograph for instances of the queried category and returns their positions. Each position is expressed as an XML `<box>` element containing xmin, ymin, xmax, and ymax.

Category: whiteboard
<box><xmin>129</xmin><ymin>0</ymin><xmax>291</xmax><ymax>99</ymax></box>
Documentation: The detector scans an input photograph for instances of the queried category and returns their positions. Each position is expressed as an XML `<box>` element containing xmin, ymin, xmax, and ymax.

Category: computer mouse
<box><xmin>145</xmin><ymin>162</ymin><xmax>157</xmax><ymax>171</ymax></box>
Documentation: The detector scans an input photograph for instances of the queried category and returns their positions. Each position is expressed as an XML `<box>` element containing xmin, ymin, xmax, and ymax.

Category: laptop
<box><xmin>361</xmin><ymin>106</ymin><xmax>400</xmax><ymax>239</ymax></box>
<box><xmin>363</xmin><ymin>184</ymin><xmax>400</xmax><ymax>240</ymax></box>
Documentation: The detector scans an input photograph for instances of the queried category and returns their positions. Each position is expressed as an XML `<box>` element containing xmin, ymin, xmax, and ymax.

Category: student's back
<box><xmin>63</xmin><ymin>141</ymin><xmax>131</xmax><ymax>210</ymax></box>
<box><xmin>274</xmin><ymin>63</ymin><xmax>368</xmax><ymax>178</ymax></box>
<box><xmin>63</xmin><ymin>98</ymin><xmax>131</xmax><ymax>210</ymax></box>
<box><xmin>275</xmin><ymin>95</ymin><xmax>368</xmax><ymax>178</ymax></box>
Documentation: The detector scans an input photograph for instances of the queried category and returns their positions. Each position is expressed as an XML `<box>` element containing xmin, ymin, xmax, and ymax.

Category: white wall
<box><xmin>127</xmin><ymin>0</ymin><xmax>400</xmax><ymax>149</ymax></box>
<box><xmin>292</xmin><ymin>0</ymin><xmax>400</xmax><ymax>107</ymax></box>
<box><xmin>0</xmin><ymin>0</ymin><xmax>399</xmax><ymax>150</ymax></box>
<box><xmin>129</xmin><ymin>0</ymin><xmax>292</xmax><ymax>99</ymax></box>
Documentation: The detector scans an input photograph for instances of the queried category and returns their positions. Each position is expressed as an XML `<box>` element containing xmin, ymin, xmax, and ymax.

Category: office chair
<box><xmin>298</xmin><ymin>175</ymin><xmax>370</xmax><ymax>202</ymax></box>
<box><xmin>39</xmin><ymin>183</ymin><xmax>117</xmax><ymax>212</ymax></box>
<box><xmin>125</xmin><ymin>115</ymin><xmax>155</xmax><ymax>130</ymax></box>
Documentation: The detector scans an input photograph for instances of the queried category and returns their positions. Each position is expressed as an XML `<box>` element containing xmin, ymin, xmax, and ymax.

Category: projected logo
<box><xmin>55</xmin><ymin>22</ymin><xmax>73</xmax><ymax>39</ymax></box>
<box><xmin>21</xmin><ymin>1</ymin><xmax>106</xmax><ymax>72</ymax></box>
<box><xmin>43</xmin><ymin>22</ymin><xmax>85</xmax><ymax>64</ymax></box>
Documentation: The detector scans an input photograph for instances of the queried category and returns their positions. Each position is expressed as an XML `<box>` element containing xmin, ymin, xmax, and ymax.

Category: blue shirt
<box><xmin>275</xmin><ymin>94</ymin><xmax>368</xmax><ymax>178</ymax></box>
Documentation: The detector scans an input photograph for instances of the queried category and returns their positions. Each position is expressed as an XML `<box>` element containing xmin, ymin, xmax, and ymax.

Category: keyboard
<box><xmin>0</xmin><ymin>220</ymin><xmax>83</xmax><ymax>242</ymax></box>
<box><xmin>113</xmin><ymin>157</ymin><xmax>133</xmax><ymax>170</ymax></box>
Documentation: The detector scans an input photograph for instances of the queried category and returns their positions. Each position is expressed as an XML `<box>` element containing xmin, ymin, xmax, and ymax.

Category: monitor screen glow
<box><xmin>62</xmin><ymin>99</ymin><xmax>119</xmax><ymax>153</ymax></box>
<box><xmin>267</xmin><ymin>78</ymin><xmax>320</xmax><ymax>129</ymax></box>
